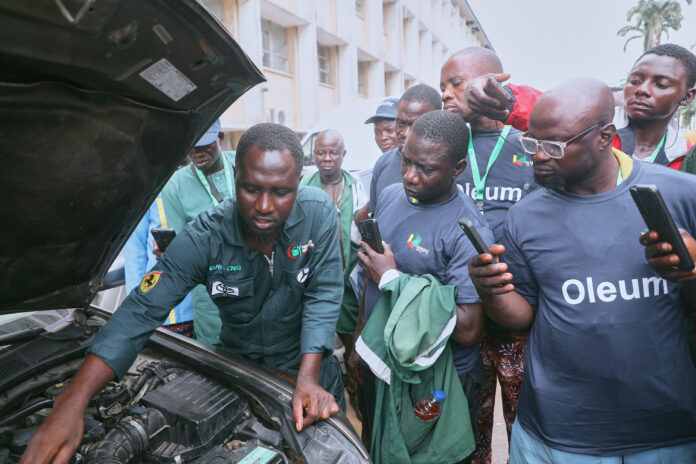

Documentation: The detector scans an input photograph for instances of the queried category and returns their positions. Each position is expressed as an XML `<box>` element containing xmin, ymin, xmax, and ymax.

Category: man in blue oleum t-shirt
<box><xmin>357</xmin><ymin>110</ymin><xmax>494</xmax><ymax>462</ymax></box>
<box><xmin>469</xmin><ymin>79</ymin><xmax>696</xmax><ymax>463</ymax></box>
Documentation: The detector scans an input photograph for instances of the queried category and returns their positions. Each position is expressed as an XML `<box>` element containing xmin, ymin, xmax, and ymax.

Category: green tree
<box><xmin>617</xmin><ymin>0</ymin><xmax>684</xmax><ymax>52</ymax></box>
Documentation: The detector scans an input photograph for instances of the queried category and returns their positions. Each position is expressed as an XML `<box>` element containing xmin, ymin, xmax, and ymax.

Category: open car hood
<box><xmin>0</xmin><ymin>0</ymin><xmax>265</xmax><ymax>313</ymax></box>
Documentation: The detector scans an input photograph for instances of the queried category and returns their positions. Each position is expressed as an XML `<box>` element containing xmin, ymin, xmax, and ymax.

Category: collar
<box><xmin>613</xmin><ymin>106</ymin><xmax>687</xmax><ymax>162</ymax></box>
<box><xmin>303</xmin><ymin>169</ymin><xmax>358</xmax><ymax>188</ymax></box>
<box><xmin>611</xmin><ymin>147</ymin><xmax>634</xmax><ymax>182</ymax></box>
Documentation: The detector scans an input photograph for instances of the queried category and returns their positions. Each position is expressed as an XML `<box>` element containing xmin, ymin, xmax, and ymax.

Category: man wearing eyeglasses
<box><xmin>300</xmin><ymin>129</ymin><xmax>368</xmax><ymax>411</ymax></box>
<box><xmin>441</xmin><ymin>47</ymin><xmax>537</xmax><ymax>464</ymax></box>
<box><xmin>468</xmin><ymin>79</ymin><xmax>696</xmax><ymax>463</ymax></box>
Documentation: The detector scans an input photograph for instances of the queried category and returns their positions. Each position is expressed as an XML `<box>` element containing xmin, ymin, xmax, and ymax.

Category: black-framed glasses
<box><xmin>518</xmin><ymin>122</ymin><xmax>604</xmax><ymax>159</ymax></box>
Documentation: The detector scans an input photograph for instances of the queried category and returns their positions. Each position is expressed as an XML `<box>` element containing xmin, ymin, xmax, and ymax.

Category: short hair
<box><xmin>235</xmin><ymin>123</ymin><xmax>304</xmax><ymax>176</ymax></box>
<box><xmin>400</xmin><ymin>84</ymin><xmax>442</xmax><ymax>111</ymax></box>
<box><xmin>409</xmin><ymin>110</ymin><xmax>469</xmax><ymax>163</ymax></box>
<box><xmin>639</xmin><ymin>43</ymin><xmax>696</xmax><ymax>88</ymax></box>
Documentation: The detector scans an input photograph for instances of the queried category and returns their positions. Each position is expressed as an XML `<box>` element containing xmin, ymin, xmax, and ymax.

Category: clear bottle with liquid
<box><xmin>413</xmin><ymin>389</ymin><xmax>446</xmax><ymax>421</ymax></box>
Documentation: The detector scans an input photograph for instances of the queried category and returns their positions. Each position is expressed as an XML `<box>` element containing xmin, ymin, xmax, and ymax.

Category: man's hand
<box><xmin>20</xmin><ymin>397</ymin><xmax>84</xmax><ymax>464</ymax></box>
<box><xmin>292</xmin><ymin>374</ymin><xmax>339</xmax><ymax>433</ymax></box>
<box><xmin>466</xmin><ymin>73</ymin><xmax>512</xmax><ymax>122</ymax></box>
<box><xmin>640</xmin><ymin>229</ymin><xmax>696</xmax><ymax>283</ymax></box>
<box><xmin>153</xmin><ymin>240</ymin><xmax>163</xmax><ymax>259</ymax></box>
<box><xmin>357</xmin><ymin>241</ymin><xmax>397</xmax><ymax>284</ymax></box>
<box><xmin>21</xmin><ymin>354</ymin><xmax>115</xmax><ymax>464</ymax></box>
<box><xmin>467</xmin><ymin>244</ymin><xmax>515</xmax><ymax>295</ymax></box>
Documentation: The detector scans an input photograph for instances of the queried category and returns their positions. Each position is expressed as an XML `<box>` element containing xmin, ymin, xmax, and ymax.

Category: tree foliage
<box><xmin>617</xmin><ymin>0</ymin><xmax>684</xmax><ymax>52</ymax></box>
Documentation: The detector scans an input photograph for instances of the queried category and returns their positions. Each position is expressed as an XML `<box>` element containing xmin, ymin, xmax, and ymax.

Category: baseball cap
<box><xmin>364</xmin><ymin>97</ymin><xmax>398</xmax><ymax>124</ymax></box>
<box><xmin>195</xmin><ymin>119</ymin><xmax>222</xmax><ymax>147</ymax></box>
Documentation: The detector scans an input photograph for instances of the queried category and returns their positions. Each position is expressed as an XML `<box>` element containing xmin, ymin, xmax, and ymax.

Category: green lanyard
<box><xmin>194</xmin><ymin>155</ymin><xmax>234</xmax><ymax>206</ymax></box>
<box><xmin>643</xmin><ymin>134</ymin><xmax>666</xmax><ymax>164</ymax></box>
<box><xmin>468</xmin><ymin>125</ymin><xmax>512</xmax><ymax>213</ymax></box>
<box><xmin>616</xmin><ymin>166</ymin><xmax>623</xmax><ymax>186</ymax></box>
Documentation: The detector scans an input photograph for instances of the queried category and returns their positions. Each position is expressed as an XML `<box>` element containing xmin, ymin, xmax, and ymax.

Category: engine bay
<box><xmin>0</xmin><ymin>313</ymin><xmax>290</xmax><ymax>464</ymax></box>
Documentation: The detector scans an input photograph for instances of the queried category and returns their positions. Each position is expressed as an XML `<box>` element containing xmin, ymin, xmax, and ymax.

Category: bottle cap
<box><xmin>433</xmin><ymin>389</ymin><xmax>446</xmax><ymax>402</ymax></box>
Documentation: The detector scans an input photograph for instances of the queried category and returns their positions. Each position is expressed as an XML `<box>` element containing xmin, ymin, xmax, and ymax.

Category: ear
<box><xmin>598</xmin><ymin>123</ymin><xmax>616</xmax><ymax>150</ymax></box>
<box><xmin>453</xmin><ymin>157</ymin><xmax>467</xmax><ymax>178</ymax></box>
<box><xmin>680</xmin><ymin>88</ymin><xmax>696</xmax><ymax>106</ymax></box>
<box><xmin>218</xmin><ymin>132</ymin><xmax>225</xmax><ymax>142</ymax></box>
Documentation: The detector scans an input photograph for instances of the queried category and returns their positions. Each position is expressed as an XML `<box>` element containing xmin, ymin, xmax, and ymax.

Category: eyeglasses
<box><xmin>518</xmin><ymin>122</ymin><xmax>604</xmax><ymax>159</ymax></box>
<box><xmin>313</xmin><ymin>150</ymin><xmax>343</xmax><ymax>158</ymax></box>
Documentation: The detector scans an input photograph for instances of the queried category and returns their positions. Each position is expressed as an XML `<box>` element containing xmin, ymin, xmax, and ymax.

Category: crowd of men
<box><xmin>20</xmin><ymin>42</ymin><xmax>696</xmax><ymax>464</ymax></box>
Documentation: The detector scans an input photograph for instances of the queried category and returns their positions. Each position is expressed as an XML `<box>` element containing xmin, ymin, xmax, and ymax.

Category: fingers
<box><xmin>292</xmin><ymin>395</ymin><xmax>305</xmax><ymax>432</ymax></box>
<box><xmin>493</xmin><ymin>72</ymin><xmax>511</xmax><ymax>83</ymax></box>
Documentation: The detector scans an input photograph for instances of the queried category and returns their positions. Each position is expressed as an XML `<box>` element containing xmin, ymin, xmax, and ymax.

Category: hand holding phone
<box><xmin>151</xmin><ymin>227</ymin><xmax>176</xmax><ymax>254</ymax></box>
<box><xmin>484</xmin><ymin>75</ymin><xmax>512</xmax><ymax>108</ymax></box>
<box><xmin>630</xmin><ymin>185</ymin><xmax>695</xmax><ymax>271</ymax></box>
<box><xmin>358</xmin><ymin>219</ymin><xmax>384</xmax><ymax>254</ymax></box>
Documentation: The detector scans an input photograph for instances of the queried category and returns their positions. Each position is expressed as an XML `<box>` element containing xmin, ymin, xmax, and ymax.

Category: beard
<box><xmin>242</xmin><ymin>222</ymin><xmax>281</xmax><ymax>244</ymax></box>
<box><xmin>534</xmin><ymin>172</ymin><xmax>565</xmax><ymax>190</ymax></box>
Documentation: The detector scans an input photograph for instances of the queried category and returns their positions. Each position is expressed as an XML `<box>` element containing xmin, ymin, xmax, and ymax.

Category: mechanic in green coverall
<box><xmin>21</xmin><ymin>123</ymin><xmax>344</xmax><ymax>464</ymax></box>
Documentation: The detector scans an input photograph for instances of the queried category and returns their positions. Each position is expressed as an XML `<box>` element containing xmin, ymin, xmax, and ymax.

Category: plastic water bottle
<box><xmin>413</xmin><ymin>389</ymin><xmax>446</xmax><ymax>421</ymax></box>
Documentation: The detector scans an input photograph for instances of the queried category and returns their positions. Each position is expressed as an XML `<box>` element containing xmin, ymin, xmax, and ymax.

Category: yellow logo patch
<box><xmin>139</xmin><ymin>271</ymin><xmax>162</xmax><ymax>293</ymax></box>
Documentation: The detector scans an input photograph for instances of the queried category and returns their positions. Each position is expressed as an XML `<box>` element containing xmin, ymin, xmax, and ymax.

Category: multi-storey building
<box><xmin>200</xmin><ymin>0</ymin><xmax>493</xmax><ymax>145</ymax></box>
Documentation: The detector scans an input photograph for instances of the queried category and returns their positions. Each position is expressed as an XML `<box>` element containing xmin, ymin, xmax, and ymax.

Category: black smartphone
<box><xmin>358</xmin><ymin>219</ymin><xmax>384</xmax><ymax>254</ymax></box>
<box><xmin>484</xmin><ymin>76</ymin><xmax>512</xmax><ymax>106</ymax></box>
<box><xmin>458</xmin><ymin>218</ymin><xmax>490</xmax><ymax>255</ymax></box>
<box><xmin>630</xmin><ymin>184</ymin><xmax>695</xmax><ymax>271</ymax></box>
<box><xmin>151</xmin><ymin>227</ymin><xmax>176</xmax><ymax>253</ymax></box>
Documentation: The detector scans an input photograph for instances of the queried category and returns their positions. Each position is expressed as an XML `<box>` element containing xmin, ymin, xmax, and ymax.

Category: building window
<box><xmin>318</xmin><ymin>45</ymin><xmax>332</xmax><ymax>85</ymax></box>
<box><xmin>261</xmin><ymin>19</ymin><xmax>288</xmax><ymax>73</ymax></box>
<box><xmin>358</xmin><ymin>61</ymin><xmax>368</xmax><ymax>96</ymax></box>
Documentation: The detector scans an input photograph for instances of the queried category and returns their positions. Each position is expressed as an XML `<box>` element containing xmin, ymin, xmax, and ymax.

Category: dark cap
<box><xmin>364</xmin><ymin>97</ymin><xmax>398</xmax><ymax>124</ymax></box>
<box><xmin>195</xmin><ymin>119</ymin><xmax>222</xmax><ymax>147</ymax></box>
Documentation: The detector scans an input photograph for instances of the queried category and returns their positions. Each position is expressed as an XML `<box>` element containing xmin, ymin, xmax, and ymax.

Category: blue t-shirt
<box><xmin>369</xmin><ymin>148</ymin><xmax>403</xmax><ymax>211</ymax></box>
<box><xmin>365</xmin><ymin>183</ymin><xmax>495</xmax><ymax>375</ymax></box>
<box><xmin>502</xmin><ymin>160</ymin><xmax>696</xmax><ymax>455</ymax></box>
<box><xmin>455</xmin><ymin>127</ymin><xmax>537</xmax><ymax>241</ymax></box>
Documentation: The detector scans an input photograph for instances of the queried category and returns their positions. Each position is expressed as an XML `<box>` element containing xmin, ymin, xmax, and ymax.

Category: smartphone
<box><xmin>358</xmin><ymin>219</ymin><xmax>384</xmax><ymax>254</ymax></box>
<box><xmin>151</xmin><ymin>227</ymin><xmax>176</xmax><ymax>253</ymax></box>
<box><xmin>484</xmin><ymin>76</ymin><xmax>512</xmax><ymax>107</ymax></box>
<box><xmin>630</xmin><ymin>184</ymin><xmax>695</xmax><ymax>271</ymax></box>
<box><xmin>458</xmin><ymin>218</ymin><xmax>490</xmax><ymax>255</ymax></box>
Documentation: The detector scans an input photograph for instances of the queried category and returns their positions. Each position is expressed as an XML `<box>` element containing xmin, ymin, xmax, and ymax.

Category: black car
<box><xmin>0</xmin><ymin>1</ymin><xmax>369</xmax><ymax>462</ymax></box>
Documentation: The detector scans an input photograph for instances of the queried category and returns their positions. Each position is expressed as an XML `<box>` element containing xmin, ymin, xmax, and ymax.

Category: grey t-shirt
<box><xmin>503</xmin><ymin>160</ymin><xmax>696</xmax><ymax>455</ymax></box>
<box><xmin>455</xmin><ymin>127</ymin><xmax>537</xmax><ymax>241</ymax></box>
<box><xmin>365</xmin><ymin>183</ymin><xmax>495</xmax><ymax>375</ymax></box>
<box><xmin>369</xmin><ymin>148</ymin><xmax>403</xmax><ymax>211</ymax></box>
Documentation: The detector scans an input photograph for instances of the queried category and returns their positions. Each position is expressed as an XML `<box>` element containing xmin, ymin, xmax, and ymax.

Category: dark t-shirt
<box><xmin>455</xmin><ymin>127</ymin><xmax>537</xmax><ymax>241</ymax></box>
<box><xmin>365</xmin><ymin>183</ymin><xmax>495</xmax><ymax>375</ymax></box>
<box><xmin>503</xmin><ymin>160</ymin><xmax>696</xmax><ymax>455</ymax></box>
<box><xmin>369</xmin><ymin>148</ymin><xmax>403</xmax><ymax>211</ymax></box>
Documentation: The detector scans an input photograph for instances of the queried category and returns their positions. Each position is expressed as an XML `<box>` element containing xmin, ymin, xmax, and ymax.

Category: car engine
<box><xmin>0</xmin><ymin>313</ymin><xmax>291</xmax><ymax>464</ymax></box>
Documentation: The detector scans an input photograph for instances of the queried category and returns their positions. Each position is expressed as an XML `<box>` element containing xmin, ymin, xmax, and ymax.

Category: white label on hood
<box><xmin>139</xmin><ymin>58</ymin><xmax>197</xmax><ymax>102</ymax></box>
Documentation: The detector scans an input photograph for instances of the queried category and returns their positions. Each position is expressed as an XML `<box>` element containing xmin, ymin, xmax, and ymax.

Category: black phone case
<box><xmin>630</xmin><ymin>184</ymin><xmax>695</xmax><ymax>271</ymax></box>
<box><xmin>151</xmin><ymin>227</ymin><xmax>176</xmax><ymax>253</ymax></box>
<box><xmin>458</xmin><ymin>218</ymin><xmax>489</xmax><ymax>255</ymax></box>
<box><xmin>358</xmin><ymin>219</ymin><xmax>384</xmax><ymax>254</ymax></box>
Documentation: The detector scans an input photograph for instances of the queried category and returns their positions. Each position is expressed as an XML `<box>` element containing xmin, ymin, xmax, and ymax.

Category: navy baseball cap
<box><xmin>195</xmin><ymin>119</ymin><xmax>222</xmax><ymax>147</ymax></box>
<box><xmin>364</xmin><ymin>97</ymin><xmax>398</xmax><ymax>124</ymax></box>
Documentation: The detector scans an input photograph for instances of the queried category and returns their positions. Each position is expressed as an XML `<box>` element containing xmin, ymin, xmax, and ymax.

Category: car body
<box><xmin>0</xmin><ymin>1</ymin><xmax>369</xmax><ymax>462</ymax></box>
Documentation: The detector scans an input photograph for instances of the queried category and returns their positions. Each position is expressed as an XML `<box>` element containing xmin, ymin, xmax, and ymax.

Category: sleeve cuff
<box><xmin>378</xmin><ymin>269</ymin><xmax>400</xmax><ymax>290</ymax></box>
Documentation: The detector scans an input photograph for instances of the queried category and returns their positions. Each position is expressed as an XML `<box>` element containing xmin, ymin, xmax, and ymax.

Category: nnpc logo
<box><xmin>513</xmin><ymin>154</ymin><xmax>533</xmax><ymax>166</ymax></box>
<box><xmin>407</xmin><ymin>233</ymin><xmax>430</xmax><ymax>255</ymax></box>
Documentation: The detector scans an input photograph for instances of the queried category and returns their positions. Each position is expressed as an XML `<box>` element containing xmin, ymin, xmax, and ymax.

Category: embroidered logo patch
<box><xmin>140</xmin><ymin>271</ymin><xmax>161</xmax><ymax>293</ymax></box>
<box><xmin>211</xmin><ymin>281</ymin><xmax>240</xmax><ymax>297</ymax></box>
<box><xmin>297</xmin><ymin>267</ymin><xmax>310</xmax><ymax>283</ymax></box>
<box><xmin>287</xmin><ymin>240</ymin><xmax>315</xmax><ymax>260</ymax></box>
